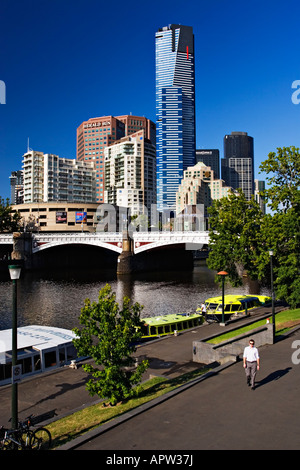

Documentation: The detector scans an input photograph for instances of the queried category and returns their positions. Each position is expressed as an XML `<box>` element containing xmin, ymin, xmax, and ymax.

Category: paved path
<box><xmin>1</xmin><ymin>305</ymin><xmax>299</xmax><ymax>452</ymax></box>
<box><xmin>69</xmin><ymin>328</ymin><xmax>300</xmax><ymax>451</ymax></box>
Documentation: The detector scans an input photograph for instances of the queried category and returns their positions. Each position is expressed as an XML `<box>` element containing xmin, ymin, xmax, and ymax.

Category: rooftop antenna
<box><xmin>27</xmin><ymin>138</ymin><xmax>32</xmax><ymax>152</ymax></box>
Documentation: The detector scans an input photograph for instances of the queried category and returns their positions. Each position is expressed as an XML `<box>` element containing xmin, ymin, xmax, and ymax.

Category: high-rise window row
<box><xmin>221</xmin><ymin>132</ymin><xmax>254</xmax><ymax>200</ymax></box>
<box><xmin>156</xmin><ymin>24</ymin><xmax>196</xmax><ymax>213</ymax></box>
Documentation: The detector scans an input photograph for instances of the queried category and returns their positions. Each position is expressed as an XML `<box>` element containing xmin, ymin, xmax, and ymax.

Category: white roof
<box><xmin>0</xmin><ymin>325</ymin><xmax>77</xmax><ymax>355</ymax></box>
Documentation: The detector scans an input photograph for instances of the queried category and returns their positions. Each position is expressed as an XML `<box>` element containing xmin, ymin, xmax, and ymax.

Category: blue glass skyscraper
<box><xmin>155</xmin><ymin>24</ymin><xmax>196</xmax><ymax>213</ymax></box>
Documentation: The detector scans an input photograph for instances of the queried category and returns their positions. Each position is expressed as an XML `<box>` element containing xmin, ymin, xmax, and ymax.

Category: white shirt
<box><xmin>243</xmin><ymin>345</ymin><xmax>259</xmax><ymax>362</ymax></box>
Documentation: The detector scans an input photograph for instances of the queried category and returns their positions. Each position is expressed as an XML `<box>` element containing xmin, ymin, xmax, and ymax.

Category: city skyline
<box><xmin>0</xmin><ymin>0</ymin><xmax>300</xmax><ymax>203</ymax></box>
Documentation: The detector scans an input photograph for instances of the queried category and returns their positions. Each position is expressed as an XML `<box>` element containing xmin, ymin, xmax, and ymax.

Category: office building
<box><xmin>155</xmin><ymin>24</ymin><xmax>196</xmax><ymax>213</ymax></box>
<box><xmin>196</xmin><ymin>149</ymin><xmax>220</xmax><ymax>179</ymax></box>
<box><xmin>76</xmin><ymin>115</ymin><xmax>155</xmax><ymax>203</ymax></box>
<box><xmin>221</xmin><ymin>132</ymin><xmax>254</xmax><ymax>200</ymax></box>
<box><xmin>176</xmin><ymin>162</ymin><xmax>233</xmax><ymax>218</ymax></box>
<box><xmin>22</xmin><ymin>150</ymin><xmax>96</xmax><ymax>204</ymax></box>
<box><xmin>254</xmin><ymin>179</ymin><xmax>266</xmax><ymax>214</ymax></box>
<box><xmin>104</xmin><ymin>130</ymin><xmax>156</xmax><ymax>216</ymax></box>
<box><xmin>9</xmin><ymin>170</ymin><xmax>24</xmax><ymax>204</ymax></box>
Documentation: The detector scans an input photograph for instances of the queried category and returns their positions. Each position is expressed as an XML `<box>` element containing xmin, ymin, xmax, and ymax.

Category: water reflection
<box><xmin>0</xmin><ymin>262</ymin><xmax>270</xmax><ymax>331</ymax></box>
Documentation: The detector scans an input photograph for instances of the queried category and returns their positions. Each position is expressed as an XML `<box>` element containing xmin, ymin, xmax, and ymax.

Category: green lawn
<box><xmin>47</xmin><ymin>366</ymin><xmax>211</xmax><ymax>449</ymax></box>
<box><xmin>207</xmin><ymin>308</ymin><xmax>300</xmax><ymax>345</ymax></box>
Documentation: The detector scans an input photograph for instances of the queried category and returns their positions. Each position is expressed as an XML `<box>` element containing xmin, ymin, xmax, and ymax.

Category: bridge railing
<box><xmin>32</xmin><ymin>232</ymin><xmax>123</xmax><ymax>242</ymax></box>
<box><xmin>0</xmin><ymin>233</ymin><xmax>13</xmax><ymax>244</ymax></box>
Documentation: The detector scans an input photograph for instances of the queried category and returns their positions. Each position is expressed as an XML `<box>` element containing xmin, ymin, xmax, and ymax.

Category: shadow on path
<box><xmin>256</xmin><ymin>367</ymin><xmax>292</xmax><ymax>388</ymax></box>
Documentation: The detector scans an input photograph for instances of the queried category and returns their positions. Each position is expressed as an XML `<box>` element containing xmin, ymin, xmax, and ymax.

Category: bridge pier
<box><xmin>11</xmin><ymin>232</ymin><xmax>33</xmax><ymax>269</ymax></box>
<box><xmin>117</xmin><ymin>231</ymin><xmax>135</xmax><ymax>274</ymax></box>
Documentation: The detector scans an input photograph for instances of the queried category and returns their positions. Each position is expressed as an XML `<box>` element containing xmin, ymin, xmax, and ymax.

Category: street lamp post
<box><xmin>269</xmin><ymin>251</ymin><xmax>276</xmax><ymax>342</ymax></box>
<box><xmin>8</xmin><ymin>264</ymin><xmax>22</xmax><ymax>430</ymax></box>
<box><xmin>217</xmin><ymin>271</ymin><xmax>228</xmax><ymax>325</ymax></box>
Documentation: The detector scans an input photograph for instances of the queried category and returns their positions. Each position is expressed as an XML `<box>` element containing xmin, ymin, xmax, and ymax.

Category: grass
<box><xmin>47</xmin><ymin>366</ymin><xmax>211</xmax><ymax>449</ymax></box>
<box><xmin>207</xmin><ymin>308</ymin><xmax>300</xmax><ymax>345</ymax></box>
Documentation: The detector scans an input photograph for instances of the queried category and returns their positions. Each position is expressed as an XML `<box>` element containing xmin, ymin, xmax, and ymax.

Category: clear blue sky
<box><xmin>1</xmin><ymin>0</ymin><xmax>299</xmax><ymax>200</ymax></box>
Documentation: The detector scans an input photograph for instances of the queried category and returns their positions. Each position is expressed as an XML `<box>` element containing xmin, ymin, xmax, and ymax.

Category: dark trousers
<box><xmin>245</xmin><ymin>361</ymin><xmax>257</xmax><ymax>387</ymax></box>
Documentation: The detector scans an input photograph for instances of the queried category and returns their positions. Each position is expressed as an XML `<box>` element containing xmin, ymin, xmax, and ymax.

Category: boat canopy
<box><xmin>0</xmin><ymin>325</ymin><xmax>76</xmax><ymax>359</ymax></box>
<box><xmin>238</xmin><ymin>297</ymin><xmax>260</xmax><ymax>305</ymax></box>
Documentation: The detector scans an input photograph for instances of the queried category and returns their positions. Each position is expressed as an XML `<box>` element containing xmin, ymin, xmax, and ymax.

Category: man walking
<box><xmin>243</xmin><ymin>339</ymin><xmax>260</xmax><ymax>390</ymax></box>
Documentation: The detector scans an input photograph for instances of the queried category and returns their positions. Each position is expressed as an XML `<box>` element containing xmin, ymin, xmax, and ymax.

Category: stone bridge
<box><xmin>0</xmin><ymin>231</ymin><xmax>210</xmax><ymax>273</ymax></box>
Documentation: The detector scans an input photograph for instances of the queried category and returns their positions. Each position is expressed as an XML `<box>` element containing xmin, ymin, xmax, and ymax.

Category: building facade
<box><xmin>76</xmin><ymin>115</ymin><xmax>155</xmax><ymax>203</ymax></box>
<box><xmin>254</xmin><ymin>179</ymin><xmax>266</xmax><ymax>214</ymax></box>
<box><xmin>9</xmin><ymin>170</ymin><xmax>24</xmax><ymax>204</ymax></box>
<box><xmin>155</xmin><ymin>24</ymin><xmax>196</xmax><ymax>213</ymax></box>
<box><xmin>22</xmin><ymin>151</ymin><xmax>96</xmax><ymax>204</ymax></box>
<box><xmin>176</xmin><ymin>162</ymin><xmax>233</xmax><ymax>219</ymax></box>
<box><xmin>221</xmin><ymin>132</ymin><xmax>254</xmax><ymax>200</ymax></box>
<box><xmin>196</xmin><ymin>149</ymin><xmax>220</xmax><ymax>179</ymax></box>
<box><xmin>104</xmin><ymin>130</ymin><xmax>156</xmax><ymax>216</ymax></box>
<box><xmin>12</xmin><ymin>202</ymin><xmax>99</xmax><ymax>232</ymax></box>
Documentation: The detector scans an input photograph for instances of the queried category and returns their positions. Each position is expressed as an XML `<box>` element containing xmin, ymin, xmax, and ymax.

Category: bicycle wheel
<box><xmin>30</xmin><ymin>427</ymin><xmax>52</xmax><ymax>450</ymax></box>
<box><xmin>1</xmin><ymin>439</ymin><xmax>22</xmax><ymax>450</ymax></box>
<box><xmin>20</xmin><ymin>430</ymin><xmax>36</xmax><ymax>450</ymax></box>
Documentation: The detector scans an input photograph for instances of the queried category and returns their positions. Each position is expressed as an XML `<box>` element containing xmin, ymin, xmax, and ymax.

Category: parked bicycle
<box><xmin>0</xmin><ymin>414</ymin><xmax>52</xmax><ymax>450</ymax></box>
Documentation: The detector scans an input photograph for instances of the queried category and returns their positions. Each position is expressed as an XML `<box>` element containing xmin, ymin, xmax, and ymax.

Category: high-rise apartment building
<box><xmin>155</xmin><ymin>24</ymin><xmax>196</xmax><ymax>213</ymax></box>
<box><xmin>221</xmin><ymin>132</ymin><xmax>254</xmax><ymax>200</ymax></box>
<box><xmin>104</xmin><ymin>130</ymin><xmax>156</xmax><ymax>216</ymax></box>
<box><xmin>22</xmin><ymin>150</ymin><xmax>96</xmax><ymax>204</ymax></box>
<box><xmin>76</xmin><ymin>115</ymin><xmax>155</xmax><ymax>203</ymax></box>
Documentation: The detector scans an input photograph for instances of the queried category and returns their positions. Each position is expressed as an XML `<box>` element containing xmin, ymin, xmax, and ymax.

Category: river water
<box><xmin>0</xmin><ymin>261</ymin><xmax>270</xmax><ymax>332</ymax></box>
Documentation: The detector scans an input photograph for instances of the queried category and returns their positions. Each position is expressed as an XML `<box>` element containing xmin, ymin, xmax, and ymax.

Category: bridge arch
<box><xmin>132</xmin><ymin>231</ymin><xmax>209</xmax><ymax>254</ymax></box>
<box><xmin>32</xmin><ymin>233</ymin><xmax>123</xmax><ymax>254</ymax></box>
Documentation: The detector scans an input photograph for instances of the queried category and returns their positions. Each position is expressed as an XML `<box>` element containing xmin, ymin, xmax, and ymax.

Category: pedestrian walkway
<box><xmin>0</xmin><ymin>317</ymin><xmax>223</xmax><ymax>428</ymax></box>
<box><xmin>64</xmin><ymin>327</ymin><xmax>300</xmax><ymax>451</ymax></box>
<box><xmin>1</xmin><ymin>305</ymin><xmax>299</xmax><ymax>451</ymax></box>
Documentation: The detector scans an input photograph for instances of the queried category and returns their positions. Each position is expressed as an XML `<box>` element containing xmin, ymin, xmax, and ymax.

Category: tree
<box><xmin>0</xmin><ymin>197</ymin><xmax>22</xmax><ymax>233</ymax></box>
<box><xmin>72</xmin><ymin>284</ymin><xmax>149</xmax><ymax>406</ymax></box>
<box><xmin>259</xmin><ymin>147</ymin><xmax>300</xmax><ymax>308</ymax></box>
<box><xmin>259</xmin><ymin>146</ymin><xmax>300</xmax><ymax>213</ymax></box>
<box><xmin>206</xmin><ymin>147</ymin><xmax>300</xmax><ymax>308</ymax></box>
<box><xmin>207</xmin><ymin>191</ymin><xmax>265</xmax><ymax>286</ymax></box>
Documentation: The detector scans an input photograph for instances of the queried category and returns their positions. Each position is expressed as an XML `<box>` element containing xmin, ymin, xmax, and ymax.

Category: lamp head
<box><xmin>217</xmin><ymin>271</ymin><xmax>228</xmax><ymax>276</ymax></box>
<box><xmin>8</xmin><ymin>265</ymin><xmax>22</xmax><ymax>280</ymax></box>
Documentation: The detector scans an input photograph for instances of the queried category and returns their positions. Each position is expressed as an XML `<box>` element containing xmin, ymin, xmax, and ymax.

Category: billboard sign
<box><xmin>75</xmin><ymin>212</ymin><xmax>87</xmax><ymax>224</ymax></box>
<box><xmin>56</xmin><ymin>211</ymin><xmax>67</xmax><ymax>224</ymax></box>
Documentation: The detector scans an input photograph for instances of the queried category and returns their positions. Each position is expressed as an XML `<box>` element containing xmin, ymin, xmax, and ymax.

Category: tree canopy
<box><xmin>73</xmin><ymin>284</ymin><xmax>149</xmax><ymax>406</ymax></box>
<box><xmin>207</xmin><ymin>146</ymin><xmax>300</xmax><ymax>308</ymax></box>
<box><xmin>259</xmin><ymin>146</ymin><xmax>300</xmax><ymax>213</ymax></box>
<box><xmin>207</xmin><ymin>191</ymin><xmax>265</xmax><ymax>286</ymax></box>
<box><xmin>0</xmin><ymin>197</ymin><xmax>22</xmax><ymax>233</ymax></box>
